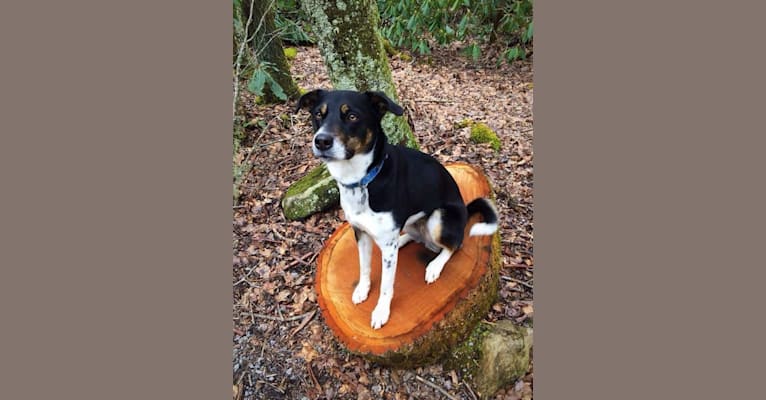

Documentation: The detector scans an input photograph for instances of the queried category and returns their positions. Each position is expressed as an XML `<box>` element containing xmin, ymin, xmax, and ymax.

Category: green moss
<box><xmin>456</xmin><ymin>118</ymin><xmax>474</xmax><ymax>129</ymax></box>
<box><xmin>281</xmin><ymin>164</ymin><xmax>339</xmax><ymax>220</ymax></box>
<box><xmin>283</xmin><ymin>47</ymin><xmax>298</xmax><ymax>60</ymax></box>
<box><xmin>442</xmin><ymin>322</ymin><xmax>492</xmax><ymax>376</ymax></box>
<box><xmin>469</xmin><ymin>123</ymin><xmax>501</xmax><ymax>151</ymax></box>
<box><xmin>382</xmin><ymin>38</ymin><xmax>398</xmax><ymax>57</ymax></box>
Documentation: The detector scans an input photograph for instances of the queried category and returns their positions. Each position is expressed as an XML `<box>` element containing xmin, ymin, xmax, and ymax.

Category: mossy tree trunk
<box><xmin>282</xmin><ymin>0</ymin><xmax>418</xmax><ymax>220</ymax></box>
<box><xmin>240</xmin><ymin>0</ymin><xmax>300</xmax><ymax>103</ymax></box>
<box><xmin>301</xmin><ymin>0</ymin><xmax>415</xmax><ymax>147</ymax></box>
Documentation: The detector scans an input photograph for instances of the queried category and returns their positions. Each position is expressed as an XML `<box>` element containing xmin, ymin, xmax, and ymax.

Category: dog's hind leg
<box><xmin>397</xmin><ymin>233</ymin><xmax>413</xmax><ymax>248</ymax></box>
<box><xmin>425</xmin><ymin>247</ymin><xmax>454</xmax><ymax>283</ymax></box>
<box><xmin>398</xmin><ymin>211</ymin><xmax>426</xmax><ymax>248</ymax></box>
<box><xmin>423</xmin><ymin>205</ymin><xmax>466</xmax><ymax>283</ymax></box>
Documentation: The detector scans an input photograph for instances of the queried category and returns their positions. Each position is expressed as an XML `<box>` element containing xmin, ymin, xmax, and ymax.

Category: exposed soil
<box><xmin>233</xmin><ymin>45</ymin><xmax>533</xmax><ymax>400</ymax></box>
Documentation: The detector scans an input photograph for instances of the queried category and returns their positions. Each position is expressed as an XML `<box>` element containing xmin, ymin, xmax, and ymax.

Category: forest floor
<box><xmin>233</xmin><ymin>45</ymin><xmax>534</xmax><ymax>400</ymax></box>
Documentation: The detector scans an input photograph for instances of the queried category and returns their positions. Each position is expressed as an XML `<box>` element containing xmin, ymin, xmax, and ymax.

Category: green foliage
<box><xmin>248</xmin><ymin>61</ymin><xmax>288</xmax><ymax>101</ymax></box>
<box><xmin>274</xmin><ymin>0</ymin><xmax>314</xmax><ymax>44</ymax></box>
<box><xmin>377</xmin><ymin>0</ymin><xmax>533</xmax><ymax>63</ymax></box>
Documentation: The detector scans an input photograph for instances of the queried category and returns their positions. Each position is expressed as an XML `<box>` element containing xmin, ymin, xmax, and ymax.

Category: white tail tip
<box><xmin>469</xmin><ymin>222</ymin><xmax>498</xmax><ymax>236</ymax></box>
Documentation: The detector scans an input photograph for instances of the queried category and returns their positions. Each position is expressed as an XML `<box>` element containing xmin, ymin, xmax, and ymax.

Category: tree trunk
<box><xmin>301</xmin><ymin>0</ymin><xmax>416</xmax><ymax>147</ymax></box>
<box><xmin>282</xmin><ymin>0</ymin><xmax>418</xmax><ymax>220</ymax></box>
<box><xmin>244</xmin><ymin>0</ymin><xmax>300</xmax><ymax>102</ymax></box>
<box><xmin>315</xmin><ymin>164</ymin><xmax>502</xmax><ymax>366</ymax></box>
<box><xmin>233</xmin><ymin>0</ymin><xmax>253</xmax><ymax>117</ymax></box>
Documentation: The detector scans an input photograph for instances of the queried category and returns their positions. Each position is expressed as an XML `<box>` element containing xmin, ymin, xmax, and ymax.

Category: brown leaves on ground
<box><xmin>234</xmin><ymin>45</ymin><xmax>533</xmax><ymax>399</ymax></box>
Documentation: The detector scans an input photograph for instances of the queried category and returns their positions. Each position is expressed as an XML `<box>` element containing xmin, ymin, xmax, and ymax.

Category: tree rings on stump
<box><xmin>315</xmin><ymin>163</ymin><xmax>501</xmax><ymax>367</ymax></box>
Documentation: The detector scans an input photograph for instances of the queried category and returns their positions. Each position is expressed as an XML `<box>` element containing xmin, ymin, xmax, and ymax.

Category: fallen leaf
<box><xmin>299</xmin><ymin>341</ymin><xmax>318</xmax><ymax>362</ymax></box>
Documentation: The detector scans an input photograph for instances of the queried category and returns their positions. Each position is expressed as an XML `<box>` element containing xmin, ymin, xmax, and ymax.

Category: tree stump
<box><xmin>315</xmin><ymin>163</ymin><xmax>501</xmax><ymax>367</ymax></box>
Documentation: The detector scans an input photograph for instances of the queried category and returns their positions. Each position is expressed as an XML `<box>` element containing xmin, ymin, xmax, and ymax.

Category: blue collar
<box><xmin>340</xmin><ymin>154</ymin><xmax>388</xmax><ymax>189</ymax></box>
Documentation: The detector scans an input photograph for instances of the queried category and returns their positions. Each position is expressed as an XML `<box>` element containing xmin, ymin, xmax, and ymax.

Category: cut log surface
<box><xmin>316</xmin><ymin>163</ymin><xmax>500</xmax><ymax>366</ymax></box>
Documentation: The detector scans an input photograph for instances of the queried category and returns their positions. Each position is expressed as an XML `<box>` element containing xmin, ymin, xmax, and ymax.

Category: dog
<box><xmin>296</xmin><ymin>89</ymin><xmax>499</xmax><ymax>329</ymax></box>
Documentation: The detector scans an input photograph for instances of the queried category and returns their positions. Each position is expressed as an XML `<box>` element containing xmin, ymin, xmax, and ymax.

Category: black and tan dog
<box><xmin>296</xmin><ymin>89</ymin><xmax>498</xmax><ymax>329</ymax></box>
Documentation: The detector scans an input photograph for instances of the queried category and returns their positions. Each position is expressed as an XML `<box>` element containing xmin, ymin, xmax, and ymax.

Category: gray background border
<box><xmin>1</xmin><ymin>1</ymin><xmax>764</xmax><ymax>399</ymax></box>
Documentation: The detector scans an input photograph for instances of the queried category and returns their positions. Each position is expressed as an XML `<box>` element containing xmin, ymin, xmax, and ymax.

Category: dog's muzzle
<box><xmin>312</xmin><ymin>130</ymin><xmax>345</xmax><ymax>160</ymax></box>
<box><xmin>314</xmin><ymin>133</ymin><xmax>333</xmax><ymax>151</ymax></box>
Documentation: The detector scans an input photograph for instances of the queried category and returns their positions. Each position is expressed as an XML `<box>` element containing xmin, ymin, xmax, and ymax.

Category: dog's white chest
<box><xmin>339</xmin><ymin>186</ymin><xmax>396</xmax><ymax>239</ymax></box>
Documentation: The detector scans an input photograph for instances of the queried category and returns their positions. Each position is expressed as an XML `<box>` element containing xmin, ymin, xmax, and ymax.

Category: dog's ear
<box><xmin>365</xmin><ymin>91</ymin><xmax>404</xmax><ymax>116</ymax></box>
<box><xmin>295</xmin><ymin>89</ymin><xmax>325</xmax><ymax>113</ymax></box>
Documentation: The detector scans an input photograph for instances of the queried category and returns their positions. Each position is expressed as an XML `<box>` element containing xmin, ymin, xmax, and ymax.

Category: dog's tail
<box><xmin>466</xmin><ymin>197</ymin><xmax>499</xmax><ymax>236</ymax></box>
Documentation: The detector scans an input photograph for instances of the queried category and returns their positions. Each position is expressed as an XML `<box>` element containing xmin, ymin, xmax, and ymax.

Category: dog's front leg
<box><xmin>371</xmin><ymin>234</ymin><xmax>399</xmax><ymax>329</ymax></box>
<box><xmin>352</xmin><ymin>227</ymin><xmax>373</xmax><ymax>304</ymax></box>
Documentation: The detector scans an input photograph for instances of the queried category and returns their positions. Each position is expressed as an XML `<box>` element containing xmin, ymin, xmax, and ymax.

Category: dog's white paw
<box><xmin>425</xmin><ymin>249</ymin><xmax>452</xmax><ymax>283</ymax></box>
<box><xmin>425</xmin><ymin>257</ymin><xmax>448</xmax><ymax>283</ymax></box>
<box><xmin>352</xmin><ymin>281</ymin><xmax>370</xmax><ymax>304</ymax></box>
<box><xmin>370</xmin><ymin>302</ymin><xmax>391</xmax><ymax>329</ymax></box>
<box><xmin>425</xmin><ymin>264</ymin><xmax>443</xmax><ymax>283</ymax></box>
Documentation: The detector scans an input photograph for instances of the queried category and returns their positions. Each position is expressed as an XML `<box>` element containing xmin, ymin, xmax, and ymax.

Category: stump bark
<box><xmin>315</xmin><ymin>163</ymin><xmax>501</xmax><ymax>367</ymax></box>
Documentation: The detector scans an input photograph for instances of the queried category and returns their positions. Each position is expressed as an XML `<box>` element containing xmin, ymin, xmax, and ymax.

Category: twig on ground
<box><xmin>290</xmin><ymin>309</ymin><xmax>316</xmax><ymax>337</ymax></box>
<box><xmin>414</xmin><ymin>98</ymin><xmax>454</xmax><ymax>104</ymax></box>
<box><xmin>287</xmin><ymin>252</ymin><xmax>316</xmax><ymax>268</ymax></box>
<box><xmin>462</xmin><ymin>381</ymin><xmax>479</xmax><ymax>400</ymax></box>
<box><xmin>502</xmin><ymin>275</ymin><xmax>534</xmax><ymax>289</ymax></box>
<box><xmin>257</xmin><ymin>137</ymin><xmax>293</xmax><ymax>148</ymax></box>
<box><xmin>260</xmin><ymin>381</ymin><xmax>285</xmax><ymax>394</ymax></box>
<box><xmin>251</xmin><ymin>311</ymin><xmax>315</xmax><ymax>322</ymax></box>
<box><xmin>509</xmin><ymin>263</ymin><xmax>533</xmax><ymax>269</ymax></box>
<box><xmin>306</xmin><ymin>361</ymin><xmax>322</xmax><ymax>392</ymax></box>
<box><xmin>415</xmin><ymin>376</ymin><xmax>459</xmax><ymax>400</ymax></box>
<box><xmin>233</xmin><ymin>266</ymin><xmax>259</xmax><ymax>287</ymax></box>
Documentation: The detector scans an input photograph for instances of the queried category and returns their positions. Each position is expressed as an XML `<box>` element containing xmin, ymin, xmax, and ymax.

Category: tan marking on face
<box><xmin>343</xmin><ymin>136</ymin><xmax>363</xmax><ymax>154</ymax></box>
<box><xmin>341</xmin><ymin>128</ymin><xmax>375</xmax><ymax>155</ymax></box>
<box><xmin>320</xmin><ymin>103</ymin><xmax>327</xmax><ymax>115</ymax></box>
<box><xmin>340</xmin><ymin>104</ymin><xmax>349</xmax><ymax>114</ymax></box>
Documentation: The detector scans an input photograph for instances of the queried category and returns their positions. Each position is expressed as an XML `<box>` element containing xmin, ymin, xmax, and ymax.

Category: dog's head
<box><xmin>295</xmin><ymin>89</ymin><xmax>403</xmax><ymax>161</ymax></box>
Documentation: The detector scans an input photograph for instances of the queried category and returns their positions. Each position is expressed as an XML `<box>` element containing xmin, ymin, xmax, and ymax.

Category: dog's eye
<box><xmin>315</xmin><ymin>111</ymin><xmax>323</xmax><ymax>119</ymax></box>
<box><xmin>347</xmin><ymin>113</ymin><xmax>358</xmax><ymax>122</ymax></box>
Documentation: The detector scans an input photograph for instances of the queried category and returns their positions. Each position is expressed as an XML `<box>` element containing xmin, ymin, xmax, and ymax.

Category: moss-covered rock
<box><xmin>281</xmin><ymin>164</ymin><xmax>339</xmax><ymax>220</ymax></box>
<box><xmin>442</xmin><ymin>322</ymin><xmax>492</xmax><ymax>375</ymax></box>
<box><xmin>283</xmin><ymin>47</ymin><xmax>298</xmax><ymax>60</ymax></box>
<box><xmin>469</xmin><ymin>123</ymin><xmax>501</xmax><ymax>151</ymax></box>
<box><xmin>444</xmin><ymin>320</ymin><xmax>532</xmax><ymax>399</ymax></box>
<box><xmin>474</xmin><ymin>321</ymin><xmax>533</xmax><ymax>399</ymax></box>
<box><xmin>456</xmin><ymin>119</ymin><xmax>501</xmax><ymax>151</ymax></box>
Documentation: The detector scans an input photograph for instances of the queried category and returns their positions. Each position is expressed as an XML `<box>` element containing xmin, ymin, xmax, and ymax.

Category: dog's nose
<box><xmin>314</xmin><ymin>133</ymin><xmax>333</xmax><ymax>151</ymax></box>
